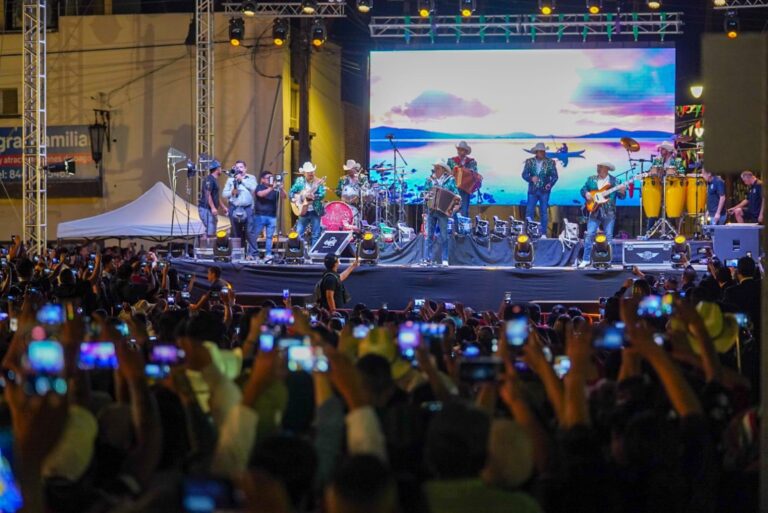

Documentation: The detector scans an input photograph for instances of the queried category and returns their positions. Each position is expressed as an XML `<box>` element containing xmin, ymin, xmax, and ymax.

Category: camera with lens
<box><xmin>228</xmin><ymin>166</ymin><xmax>239</xmax><ymax>178</ymax></box>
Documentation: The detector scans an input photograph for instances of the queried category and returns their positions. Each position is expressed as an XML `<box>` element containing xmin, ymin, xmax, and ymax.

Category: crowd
<box><xmin>0</xmin><ymin>235</ymin><xmax>761</xmax><ymax>513</ymax></box>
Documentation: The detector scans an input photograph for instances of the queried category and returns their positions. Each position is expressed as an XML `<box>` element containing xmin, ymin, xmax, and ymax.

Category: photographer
<box><xmin>222</xmin><ymin>161</ymin><xmax>258</xmax><ymax>258</ymax></box>
<box><xmin>253</xmin><ymin>170</ymin><xmax>286</xmax><ymax>263</ymax></box>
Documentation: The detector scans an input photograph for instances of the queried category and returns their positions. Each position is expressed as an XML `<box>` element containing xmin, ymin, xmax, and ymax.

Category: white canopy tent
<box><xmin>56</xmin><ymin>181</ymin><xmax>229</xmax><ymax>239</ymax></box>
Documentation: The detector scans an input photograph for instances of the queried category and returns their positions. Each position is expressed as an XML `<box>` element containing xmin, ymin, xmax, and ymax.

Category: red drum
<box><xmin>322</xmin><ymin>201</ymin><xmax>358</xmax><ymax>231</ymax></box>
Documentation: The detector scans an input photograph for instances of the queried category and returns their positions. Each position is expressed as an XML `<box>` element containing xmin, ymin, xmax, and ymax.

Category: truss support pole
<box><xmin>195</xmin><ymin>0</ymin><xmax>214</xmax><ymax>190</ymax></box>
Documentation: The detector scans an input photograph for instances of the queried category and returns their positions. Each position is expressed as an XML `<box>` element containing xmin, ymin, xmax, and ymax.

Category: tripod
<box><xmin>646</xmin><ymin>173</ymin><xmax>678</xmax><ymax>239</ymax></box>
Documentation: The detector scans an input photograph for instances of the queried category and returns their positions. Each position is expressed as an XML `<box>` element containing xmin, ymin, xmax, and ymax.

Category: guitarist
<box><xmin>579</xmin><ymin>162</ymin><xmax>626</xmax><ymax>268</ymax></box>
<box><xmin>448</xmin><ymin>141</ymin><xmax>479</xmax><ymax>217</ymax></box>
<box><xmin>290</xmin><ymin>161</ymin><xmax>327</xmax><ymax>246</ymax></box>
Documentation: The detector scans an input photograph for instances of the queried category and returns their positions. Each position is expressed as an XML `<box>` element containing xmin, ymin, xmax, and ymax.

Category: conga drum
<box><xmin>665</xmin><ymin>176</ymin><xmax>686</xmax><ymax>218</ymax></box>
<box><xmin>685</xmin><ymin>174</ymin><xmax>707</xmax><ymax>215</ymax></box>
<box><xmin>641</xmin><ymin>176</ymin><xmax>662</xmax><ymax>218</ymax></box>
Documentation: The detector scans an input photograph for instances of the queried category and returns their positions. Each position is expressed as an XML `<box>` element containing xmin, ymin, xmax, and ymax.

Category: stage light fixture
<box><xmin>272</xmin><ymin>18</ymin><xmax>288</xmax><ymax>46</ymax></box>
<box><xmin>357</xmin><ymin>0</ymin><xmax>372</xmax><ymax>13</ymax></box>
<box><xmin>358</xmin><ymin>232</ymin><xmax>379</xmax><ymax>264</ymax></box>
<box><xmin>454</xmin><ymin>215</ymin><xmax>472</xmax><ymax>236</ymax></box>
<box><xmin>214</xmin><ymin>229</ymin><xmax>232</xmax><ymax>261</ymax></box>
<box><xmin>474</xmin><ymin>215</ymin><xmax>489</xmax><ymax>238</ymax></box>
<box><xmin>460</xmin><ymin>0</ymin><xmax>475</xmax><ymax>17</ymax></box>
<box><xmin>45</xmin><ymin>157</ymin><xmax>76</xmax><ymax>175</ymax></box>
<box><xmin>713</xmin><ymin>0</ymin><xmax>726</xmax><ymax>6</ymax></box>
<box><xmin>285</xmin><ymin>231</ymin><xmax>304</xmax><ymax>263</ymax></box>
<box><xmin>690</xmin><ymin>84</ymin><xmax>703</xmax><ymax>99</ymax></box>
<box><xmin>694</xmin><ymin>126</ymin><xmax>704</xmax><ymax>138</ymax></box>
<box><xmin>241</xmin><ymin>1</ymin><xmax>257</xmax><ymax>17</ymax></box>
<box><xmin>509</xmin><ymin>216</ymin><xmax>526</xmax><ymax>237</ymax></box>
<box><xmin>671</xmin><ymin>235</ymin><xmax>691</xmax><ymax>268</ymax></box>
<box><xmin>725</xmin><ymin>10</ymin><xmax>739</xmax><ymax>38</ymax></box>
<box><xmin>514</xmin><ymin>234</ymin><xmax>534</xmax><ymax>269</ymax></box>
<box><xmin>301</xmin><ymin>0</ymin><xmax>318</xmax><ymax>15</ymax></box>
<box><xmin>586</xmin><ymin>0</ymin><xmax>601</xmax><ymax>14</ymax></box>
<box><xmin>418</xmin><ymin>0</ymin><xmax>435</xmax><ymax>17</ymax></box>
<box><xmin>492</xmin><ymin>216</ymin><xmax>509</xmax><ymax>238</ymax></box>
<box><xmin>311</xmin><ymin>18</ymin><xmax>326</xmax><ymax>47</ymax></box>
<box><xmin>591</xmin><ymin>234</ymin><xmax>612</xmax><ymax>269</ymax></box>
<box><xmin>646</xmin><ymin>0</ymin><xmax>661</xmax><ymax>9</ymax></box>
<box><xmin>538</xmin><ymin>0</ymin><xmax>555</xmax><ymax>15</ymax></box>
<box><xmin>229</xmin><ymin>17</ymin><xmax>245</xmax><ymax>46</ymax></box>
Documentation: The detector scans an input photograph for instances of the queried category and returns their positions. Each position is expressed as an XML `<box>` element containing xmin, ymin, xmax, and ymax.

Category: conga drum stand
<box><xmin>646</xmin><ymin>175</ymin><xmax>678</xmax><ymax>239</ymax></box>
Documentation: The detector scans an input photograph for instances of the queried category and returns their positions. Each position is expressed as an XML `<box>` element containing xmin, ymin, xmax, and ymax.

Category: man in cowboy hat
<box><xmin>424</xmin><ymin>160</ymin><xmax>459</xmax><ymax>266</ymax></box>
<box><xmin>650</xmin><ymin>141</ymin><xmax>679</xmax><ymax>176</ymax></box>
<box><xmin>336</xmin><ymin>159</ymin><xmax>366</xmax><ymax>206</ymax></box>
<box><xmin>579</xmin><ymin>162</ymin><xmax>626</xmax><ymax>267</ymax></box>
<box><xmin>448</xmin><ymin>141</ymin><xmax>479</xmax><ymax>217</ymax></box>
<box><xmin>290</xmin><ymin>161</ymin><xmax>327</xmax><ymax>246</ymax></box>
<box><xmin>198</xmin><ymin>159</ymin><xmax>227</xmax><ymax>239</ymax></box>
<box><xmin>522</xmin><ymin>143</ymin><xmax>558</xmax><ymax>237</ymax></box>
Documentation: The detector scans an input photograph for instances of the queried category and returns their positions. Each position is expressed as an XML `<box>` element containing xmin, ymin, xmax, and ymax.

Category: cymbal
<box><xmin>620</xmin><ymin>137</ymin><xmax>640</xmax><ymax>152</ymax></box>
<box><xmin>675</xmin><ymin>134</ymin><xmax>694</xmax><ymax>143</ymax></box>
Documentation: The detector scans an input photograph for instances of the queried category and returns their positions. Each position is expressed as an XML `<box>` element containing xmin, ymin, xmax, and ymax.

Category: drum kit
<box><xmin>621</xmin><ymin>137</ymin><xmax>707</xmax><ymax>239</ymax></box>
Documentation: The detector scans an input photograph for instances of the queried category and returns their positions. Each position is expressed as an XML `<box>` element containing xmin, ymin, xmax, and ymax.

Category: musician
<box><xmin>579</xmin><ymin>162</ymin><xmax>626</xmax><ymax>268</ymax></box>
<box><xmin>448</xmin><ymin>141</ymin><xmax>478</xmax><ymax>217</ymax></box>
<box><xmin>197</xmin><ymin>159</ymin><xmax>227</xmax><ymax>239</ymax></box>
<box><xmin>223</xmin><ymin>160</ymin><xmax>258</xmax><ymax>256</ymax></box>
<box><xmin>336</xmin><ymin>159</ymin><xmax>366</xmax><ymax>204</ymax></box>
<box><xmin>423</xmin><ymin>160</ymin><xmax>459</xmax><ymax>266</ymax></box>
<box><xmin>650</xmin><ymin>142</ymin><xmax>679</xmax><ymax>176</ymax></box>
<box><xmin>701</xmin><ymin>168</ymin><xmax>726</xmax><ymax>225</ymax></box>
<box><xmin>253</xmin><ymin>170</ymin><xmax>286</xmax><ymax>263</ymax></box>
<box><xmin>522</xmin><ymin>142</ymin><xmax>558</xmax><ymax>237</ymax></box>
<box><xmin>290</xmin><ymin>161</ymin><xmax>327</xmax><ymax>246</ymax></box>
<box><xmin>728</xmin><ymin>170</ymin><xmax>763</xmax><ymax>224</ymax></box>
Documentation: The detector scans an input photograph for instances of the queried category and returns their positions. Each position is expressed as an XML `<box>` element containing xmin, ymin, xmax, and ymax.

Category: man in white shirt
<box><xmin>223</xmin><ymin>160</ymin><xmax>259</xmax><ymax>257</ymax></box>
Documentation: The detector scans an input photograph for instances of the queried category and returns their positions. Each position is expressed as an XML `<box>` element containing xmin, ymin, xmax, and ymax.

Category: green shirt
<box><xmin>424</xmin><ymin>478</ymin><xmax>543</xmax><ymax>513</ymax></box>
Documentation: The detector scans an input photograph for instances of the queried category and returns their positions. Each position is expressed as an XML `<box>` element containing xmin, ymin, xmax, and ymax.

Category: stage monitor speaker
<box><xmin>622</xmin><ymin>241</ymin><xmax>673</xmax><ymax>267</ymax></box>
<box><xmin>702</xmin><ymin>34</ymin><xmax>768</xmax><ymax>175</ymax></box>
<box><xmin>711</xmin><ymin>224</ymin><xmax>763</xmax><ymax>262</ymax></box>
<box><xmin>308</xmin><ymin>231</ymin><xmax>356</xmax><ymax>259</ymax></box>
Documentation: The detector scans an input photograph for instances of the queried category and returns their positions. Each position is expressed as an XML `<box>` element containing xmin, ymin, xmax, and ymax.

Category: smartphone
<box><xmin>419</xmin><ymin>322</ymin><xmax>446</xmax><ymax>343</ymax></box>
<box><xmin>167</xmin><ymin>295</ymin><xmax>176</xmax><ymax>305</ymax></box>
<box><xmin>505</xmin><ymin>318</ymin><xmax>529</xmax><ymax>347</ymax></box>
<box><xmin>79</xmin><ymin>342</ymin><xmax>119</xmax><ymax>370</ymax></box>
<box><xmin>9</xmin><ymin>318</ymin><xmax>17</xmax><ymax>332</ymax></box>
<box><xmin>181</xmin><ymin>290</ymin><xmax>191</xmax><ymax>300</ymax></box>
<box><xmin>397</xmin><ymin>323</ymin><xmax>421</xmax><ymax>361</ymax></box>
<box><xmin>353</xmin><ymin>325</ymin><xmax>370</xmax><ymax>339</ymax></box>
<box><xmin>504</xmin><ymin>291</ymin><xmax>513</xmax><ymax>304</ymax></box>
<box><xmin>282</xmin><ymin>289</ymin><xmax>290</xmax><ymax>300</ymax></box>
<box><xmin>114</xmin><ymin>321</ymin><xmax>130</xmax><ymax>338</ymax></box>
<box><xmin>0</xmin><ymin>257</ymin><xmax>7</xmax><ymax>267</ymax></box>
<box><xmin>337</xmin><ymin>317</ymin><xmax>346</xmax><ymax>327</ymax></box>
<box><xmin>286</xmin><ymin>345</ymin><xmax>327</xmax><ymax>373</ymax></box>
<box><xmin>145</xmin><ymin>363</ymin><xmax>170</xmax><ymax>380</ymax></box>
<box><xmin>0</xmin><ymin>313</ymin><xmax>8</xmax><ymax>322</ymax></box>
<box><xmin>0</xmin><ymin>428</ymin><xmax>22</xmax><ymax>513</ymax></box>
<box><xmin>277</xmin><ymin>336</ymin><xmax>306</xmax><ymax>350</ymax></box>
<box><xmin>553</xmin><ymin>355</ymin><xmax>571</xmax><ymax>379</ymax></box>
<box><xmin>87</xmin><ymin>262</ymin><xmax>95</xmax><ymax>271</ymax></box>
<box><xmin>149</xmin><ymin>344</ymin><xmax>185</xmax><ymax>365</ymax></box>
<box><xmin>445</xmin><ymin>302</ymin><xmax>456</xmax><ymax>311</ymax></box>
<box><xmin>36</xmin><ymin>304</ymin><xmax>64</xmax><ymax>325</ymax></box>
<box><xmin>259</xmin><ymin>332</ymin><xmax>275</xmax><ymax>352</ymax></box>
<box><xmin>414</xmin><ymin>298</ymin><xmax>425</xmax><ymax>313</ymax></box>
<box><xmin>382</xmin><ymin>303</ymin><xmax>388</xmax><ymax>310</ymax></box>
<box><xmin>458</xmin><ymin>357</ymin><xmax>503</xmax><ymax>383</ymax></box>
<box><xmin>28</xmin><ymin>340</ymin><xmax>65</xmax><ymax>374</ymax></box>
<box><xmin>310</xmin><ymin>313</ymin><xmax>318</xmax><ymax>325</ymax></box>
<box><xmin>734</xmin><ymin>312</ymin><xmax>750</xmax><ymax>328</ymax></box>
<box><xmin>182</xmin><ymin>477</ymin><xmax>241</xmax><ymax>513</ymax></box>
<box><xmin>653</xmin><ymin>333</ymin><xmax>668</xmax><ymax>346</ymax></box>
<box><xmin>636</xmin><ymin>295</ymin><xmax>672</xmax><ymax>318</ymax></box>
<box><xmin>268</xmin><ymin>308</ymin><xmax>295</xmax><ymax>326</ymax></box>
<box><xmin>592</xmin><ymin>322</ymin><xmax>626</xmax><ymax>350</ymax></box>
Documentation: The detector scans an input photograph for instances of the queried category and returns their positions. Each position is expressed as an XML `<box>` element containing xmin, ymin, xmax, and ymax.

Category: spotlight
<box><xmin>725</xmin><ymin>10</ymin><xmax>739</xmax><ymax>39</ymax></box>
<box><xmin>45</xmin><ymin>157</ymin><xmax>76</xmax><ymax>175</ymax></box>
<box><xmin>301</xmin><ymin>0</ymin><xmax>318</xmax><ymax>15</ymax></box>
<box><xmin>459</xmin><ymin>0</ymin><xmax>475</xmax><ymax>17</ymax></box>
<box><xmin>586</xmin><ymin>0</ymin><xmax>601</xmax><ymax>14</ymax></box>
<box><xmin>514</xmin><ymin>234</ymin><xmax>534</xmax><ymax>269</ymax></box>
<box><xmin>455</xmin><ymin>215</ymin><xmax>472</xmax><ymax>236</ymax></box>
<box><xmin>538</xmin><ymin>0</ymin><xmax>555</xmax><ymax>15</ymax></box>
<box><xmin>713</xmin><ymin>0</ymin><xmax>726</xmax><ymax>6</ymax></box>
<box><xmin>358</xmin><ymin>232</ymin><xmax>378</xmax><ymax>264</ymax></box>
<box><xmin>272</xmin><ymin>18</ymin><xmax>288</xmax><ymax>46</ymax></box>
<box><xmin>591</xmin><ymin>234</ymin><xmax>612</xmax><ymax>269</ymax></box>
<box><xmin>241</xmin><ymin>1</ymin><xmax>256</xmax><ymax>17</ymax></box>
<box><xmin>357</xmin><ymin>0</ymin><xmax>372</xmax><ymax>13</ymax></box>
<box><xmin>229</xmin><ymin>17</ymin><xmax>245</xmax><ymax>46</ymax></box>
<box><xmin>417</xmin><ymin>0</ymin><xmax>435</xmax><ymax>17</ymax></box>
<box><xmin>310</xmin><ymin>18</ymin><xmax>326</xmax><ymax>47</ymax></box>
<box><xmin>509</xmin><ymin>216</ymin><xmax>526</xmax><ymax>237</ymax></box>
<box><xmin>671</xmin><ymin>235</ymin><xmax>691</xmax><ymax>268</ymax></box>
<box><xmin>474</xmin><ymin>215</ymin><xmax>489</xmax><ymax>238</ymax></box>
<box><xmin>285</xmin><ymin>231</ymin><xmax>304</xmax><ymax>263</ymax></box>
<box><xmin>492</xmin><ymin>216</ymin><xmax>509</xmax><ymax>238</ymax></box>
<box><xmin>690</xmin><ymin>84</ymin><xmax>703</xmax><ymax>99</ymax></box>
<box><xmin>646</xmin><ymin>0</ymin><xmax>661</xmax><ymax>9</ymax></box>
<box><xmin>214</xmin><ymin>229</ymin><xmax>232</xmax><ymax>261</ymax></box>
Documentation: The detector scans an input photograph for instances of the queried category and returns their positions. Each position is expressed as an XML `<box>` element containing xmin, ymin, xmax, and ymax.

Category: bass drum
<box><xmin>641</xmin><ymin>176</ymin><xmax>662</xmax><ymax>218</ymax></box>
<box><xmin>321</xmin><ymin>201</ymin><xmax>359</xmax><ymax>231</ymax></box>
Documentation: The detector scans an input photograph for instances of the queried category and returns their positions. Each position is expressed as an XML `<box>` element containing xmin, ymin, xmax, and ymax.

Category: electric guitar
<box><xmin>585</xmin><ymin>173</ymin><xmax>647</xmax><ymax>213</ymax></box>
<box><xmin>291</xmin><ymin>177</ymin><xmax>326</xmax><ymax>217</ymax></box>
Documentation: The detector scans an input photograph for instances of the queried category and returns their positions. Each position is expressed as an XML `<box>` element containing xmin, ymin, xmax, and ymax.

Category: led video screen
<box><xmin>369</xmin><ymin>48</ymin><xmax>675</xmax><ymax>206</ymax></box>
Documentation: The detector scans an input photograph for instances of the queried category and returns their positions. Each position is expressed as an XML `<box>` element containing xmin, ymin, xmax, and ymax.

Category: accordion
<box><xmin>426</xmin><ymin>187</ymin><xmax>460</xmax><ymax>216</ymax></box>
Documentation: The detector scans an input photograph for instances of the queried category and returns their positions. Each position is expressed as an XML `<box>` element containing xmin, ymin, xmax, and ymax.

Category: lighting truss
<box><xmin>369</xmin><ymin>12</ymin><xmax>683</xmax><ymax>41</ymax></box>
<box><xmin>222</xmin><ymin>2</ymin><xmax>346</xmax><ymax>18</ymax></box>
<box><xmin>22</xmin><ymin>0</ymin><xmax>47</xmax><ymax>256</ymax></box>
<box><xmin>713</xmin><ymin>0</ymin><xmax>768</xmax><ymax>9</ymax></box>
<box><xmin>195</xmin><ymin>0</ymin><xmax>214</xmax><ymax>193</ymax></box>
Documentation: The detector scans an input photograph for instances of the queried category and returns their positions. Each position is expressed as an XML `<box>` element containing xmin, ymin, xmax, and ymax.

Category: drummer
<box><xmin>336</xmin><ymin>159</ymin><xmax>366</xmax><ymax>205</ymax></box>
<box><xmin>701</xmin><ymin>168</ymin><xmax>727</xmax><ymax>225</ymax></box>
<box><xmin>650</xmin><ymin>141</ymin><xmax>680</xmax><ymax>176</ymax></box>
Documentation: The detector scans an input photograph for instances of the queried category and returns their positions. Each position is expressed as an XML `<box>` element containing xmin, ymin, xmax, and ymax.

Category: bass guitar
<box><xmin>291</xmin><ymin>177</ymin><xmax>326</xmax><ymax>217</ymax></box>
<box><xmin>585</xmin><ymin>173</ymin><xmax>647</xmax><ymax>213</ymax></box>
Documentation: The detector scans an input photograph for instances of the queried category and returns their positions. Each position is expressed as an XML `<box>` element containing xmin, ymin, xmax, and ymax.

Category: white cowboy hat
<box><xmin>342</xmin><ymin>159</ymin><xmax>361</xmax><ymax>171</ymax></box>
<box><xmin>432</xmin><ymin>160</ymin><xmax>451</xmax><ymax>173</ymax></box>
<box><xmin>529</xmin><ymin>142</ymin><xmax>548</xmax><ymax>153</ymax></box>
<box><xmin>298</xmin><ymin>161</ymin><xmax>317</xmax><ymax>173</ymax></box>
<box><xmin>455</xmin><ymin>141</ymin><xmax>472</xmax><ymax>155</ymax></box>
<box><xmin>597</xmin><ymin>162</ymin><xmax>616</xmax><ymax>172</ymax></box>
<box><xmin>657</xmin><ymin>142</ymin><xmax>675</xmax><ymax>152</ymax></box>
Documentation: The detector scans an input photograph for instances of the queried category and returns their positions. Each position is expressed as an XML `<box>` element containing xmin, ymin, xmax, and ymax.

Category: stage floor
<box><xmin>170</xmin><ymin>259</ymin><xmax>699</xmax><ymax>311</ymax></box>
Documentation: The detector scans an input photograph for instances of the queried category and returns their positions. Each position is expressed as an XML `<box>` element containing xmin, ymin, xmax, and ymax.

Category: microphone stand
<box><xmin>386</xmin><ymin>135</ymin><xmax>408</xmax><ymax>227</ymax></box>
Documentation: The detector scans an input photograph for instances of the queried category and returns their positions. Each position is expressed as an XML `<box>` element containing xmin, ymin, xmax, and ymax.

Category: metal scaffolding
<box><xmin>222</xmin><ymin>2</ymin><xmax>347</xmax><ymax>18</ymax></box>
<box><xmin>369</xmin><ymin>12</ymin><xmax>684</xmax><ymax>41</ymax></box>
<box><xmin>713</xmin><ymin>0</ymin><xmax>768</xmax><ymax>9</ymax></box>
<box><xmin>22</xmin><ymin>0</ymin><xmax>46</xmax><ymax>255</ymax></box>
<box><xmin>195</xmin><ymin>0</ymin><xmax>214</xmax><ymax>186</ymax></box>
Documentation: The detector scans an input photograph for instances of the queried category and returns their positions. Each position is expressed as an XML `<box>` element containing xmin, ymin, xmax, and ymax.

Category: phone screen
<box><xmin>282</xmin><ymin>289</ymin><xmax>290</xmax><ymax>299</ymax></box>
<box><xmin>397</xmin><ymin>324</ymin><xmax>421</xmax><ymax>361</ymax></box>
<box><xmin>182</xmin><ymin>477</ymin><xmax>240</xmax><ymax>513</ymax></box>
<box><xmin>268</xmin><ymin>308</ymin><xmax>295</xmax><ymax>326</ymax></box>
<box><xmin>353</xmin><ymin>325</ymin><xmax>370</xmax><ymax>339</ymax></box>
<box><xmin>286</xmin><ymin>345</ymin><xmax>314</xmax><ymax>372</ymax></box>
<box><xmin>36</xmin><ymin>304</ymin><xmax>64</xmax><ymax>325</ymax></box>
<box><xmin>79</xmin><ymin>342</ymin><xmax>119</xmax><ymax>370</ymax></box>
<box><xmin>145</xmin><ymin>363</ymin><xmax>170</xmax><ymax>380</ymax></box>
<box><xmin>0</xmin><ymin>428</ymin><xmax>22</xmax><ymax>513</ymax></box>
<box><xmin>504</xmin><ymin>291</ymin><xmax>512</xmax><ymax>303</ymax></box>
<box><xmin>637</xmin><ymin>295</ymin><xmax>672</xmax><ymax>318</ymax></box>
<box><xmin>734</xmin><ymin>312</ymin><xmax>750</xmax><ymax>328</ymax></box>
<box><xmin>150</xmin><ymin>345</ymin><xmax>185</xmax><ymax>365</ymax></box>
<box><xmin>28</xmin><ymin>340</ymin><xmax>64</xmax><ymax>374</ymax></box>
<box><xmin>553</xmin><ymin>355</ymin><xmax>571</xmax><ymax>379</ymax></box>
<box><xmin>505</xmin><ymin>318</ymin><xmax>529</xmax><ymax>346</ymax></box>
<box><xmin>593</xmin><ymin>323</ymin><xmax>626</xmax><ymax>350</ymax></box>
<box><xmin>414</xmin><ymin>299</ymin><xmax>425</xmax><ymax>313</ymax></box>
<box><xmin>259</xmin><ymin>333</ymin><xmax>275</xmax><ymax>352</ymax></box>
<box><xmin>458</xmin><ymin>357</ymin><xmax>503</xmax><ymax>383</ymax></box>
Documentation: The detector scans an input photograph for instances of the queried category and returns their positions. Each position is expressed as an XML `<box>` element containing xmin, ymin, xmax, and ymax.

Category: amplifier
<box><xmin>622</xmin><ymin>241</ymin><xmax>674</xmax><ymax>266</ymax></box>
<box><xmin>711</xmin><ymin>224</ymin><xmax>763</xmax><ymax>261</ymax></box>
